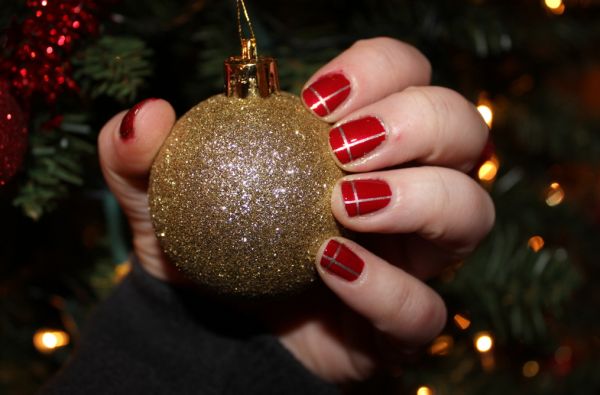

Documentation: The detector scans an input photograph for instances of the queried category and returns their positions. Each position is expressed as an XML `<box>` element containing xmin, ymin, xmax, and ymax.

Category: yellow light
<box><xmin>478</xmin><ymin>154</ymin><xmax>499</xmax><ymax>182</ymax></box>
<box><xmin>477</xmin><ymin>104</ymin><xmax>494</xmax><ymax>128</ymax></box>
<box><xmin>522</xmin><ymin>360</ymin><xmax>540</xmax><ymax>378</ymax></box>
<box><xmin>545</xmin><ymin>0</ymin><xmax>562</xmax><ymax>8</ymax></box>
<box><xmin>428</xmin><ymin>335</ymin><xmax>454</xmax><ymax>356</ymax></box>
<box><xmin>544</xmin><ymin>0</ymin><xmax>565</xmax><ymax>14</ymax></box>
<box><xmin>528</xmin><ymin>236</ymin><xmax>545</xmax><ymax>252</ymax></box>
<box><xmin>453</xmin><ymin>313</ymin><xmax>471</xmax><ymax>330</ymax></box>
<box><xmin>474</xmin><ymin>332</ymin><xmax>494</xmax><ymax>353</ymax></box>
<box><xmin>545</xmin><ymin>182</ymin><xmax>565</xmax><ymax>206</ymax></box>
<box><xmin>114</xmin><ymin>261</ymin><xmax>132</xmax><ymax>283</ymax></box>
<box><xmin>417</xmin><ymin>386</ymin><xmax>434</xmax><ymax>395</ymax></box>
<box><xmin>33</xmin><ymin>329</ymin><xmax>70</xmax><ymax>353</ymax></box>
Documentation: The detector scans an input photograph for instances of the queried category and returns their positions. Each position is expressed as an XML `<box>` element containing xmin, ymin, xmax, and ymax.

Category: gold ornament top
<box><xmin>224</xmin><ymin>39</ymin><xmax>279</xmax><ymax>98</ymax></box>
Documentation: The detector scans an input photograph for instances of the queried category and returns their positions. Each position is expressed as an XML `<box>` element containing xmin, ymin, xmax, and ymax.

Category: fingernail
<box><xmin>329</xmin><ymin>116</ymin><xmax>387</xmax><ymax>164</ymax></box>
<box><xmin>320</xmin><ymin>239</ymin><xmax>364</xmax><ymax>282</ymax></box>
<box><xmin>341</xmin><ymin>179</ymin><xmax>392</xmax><ymax>217</ymax></box>
<box><xmin>119</xmin><ymin>98</ymin><xmax>158</xmax><ymax>141</ymax></box>
<box><xmin>302</xmin><ymin>72</ymin><xmax>351</xmax><ymax>117</ymax></box>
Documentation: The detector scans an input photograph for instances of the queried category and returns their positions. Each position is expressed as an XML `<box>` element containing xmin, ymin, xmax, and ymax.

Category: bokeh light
<box><xmin>429</xmin><ymin>335</ymin><xmax>454</xmax><ymax>356</ymax></box>
<box><xmin>474</xmin><ymin>332</ymin><xmax>494</xmax><ymax>353</ymax></box>
<box><xmin>417</xmin><ymin>386</ymin><xmax>434</xmax><ymax>395</ymax></box>
<box><xmin>477</xmin><ymin>104</ymin><xmax>494</xmax><ymax>128</ymax></box>
<box><xmin>478</xmin><ymin>154</ymin><xmax>499</xmax><ymax>182</ymax></box>
<box><xmin>453</xmin><ymin>313</ymin><xmax>471</xmax><ymax>330</ymax></box>
<box><xmin>522</xmin><ymin>360</ymin><xmax>540</xmax><ymax>378</ymax></box>
<box><xmin>545</xmin><ymin>182</ymin><xmax>565</xmax><ymax>206</ymax></box>
<box><xmin>544</xmin><ymin>0</ymin><xmax>565</xmax><ymax>14</ymax></box>
<box><xmin>528</xmin><ymin>235</ymin><xmax>545</xmax><ymax>252</ymax></box>
<box><xmin>33</xmin><ymin>329</ymin><xmax>70</xmax><ymax>353</ymax></box>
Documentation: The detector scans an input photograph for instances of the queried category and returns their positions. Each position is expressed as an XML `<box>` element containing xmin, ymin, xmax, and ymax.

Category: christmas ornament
<box><xmin>0</xmin><ymin>82</ymin><xmax>28</xmax><ymax>186</ymax></box>
<box><xmin>149</xmin><ymin>2</ymin><xmax>343</xmax><ymax>296</ymax></box>
<box><xmin>2</xmin><ymin>0</ymin><xmax>100</xmax><ymax>102</ymax></box>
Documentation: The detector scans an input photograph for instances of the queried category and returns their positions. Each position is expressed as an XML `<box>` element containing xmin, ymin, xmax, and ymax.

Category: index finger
<box><xmin>301</xmin><ymin>37</ymin><xmax>431</xmax><ymax>122</ymax></box>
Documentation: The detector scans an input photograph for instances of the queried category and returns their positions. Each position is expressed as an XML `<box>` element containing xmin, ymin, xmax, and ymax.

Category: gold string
<box><xmin>236</xmin><ymin>0</ymin><xmax>257</xmax><ymax>57</ymax></box>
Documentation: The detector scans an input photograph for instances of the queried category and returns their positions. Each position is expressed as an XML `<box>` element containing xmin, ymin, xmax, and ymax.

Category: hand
<box><xmin>98</xmin><ymin>37</ymin><xmax>494</xmax><ymax>383</ymax></box>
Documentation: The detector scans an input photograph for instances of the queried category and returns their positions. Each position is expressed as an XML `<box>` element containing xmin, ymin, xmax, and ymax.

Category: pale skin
<box><xmin>98</xmin><ymin>37</ymin><xmax>494</xmax><ymax>383</ymax></box>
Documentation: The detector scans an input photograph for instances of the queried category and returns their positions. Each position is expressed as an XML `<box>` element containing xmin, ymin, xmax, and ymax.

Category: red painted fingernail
<box><xmin>320</xmin><ymin>239</ymin><xmax>364</xmax><ymax>282</ymax></box>
<box><xmin>302</xmin><ymin>73</ymin><xmax>351</xmax><ymax>117</ymax></box>
<box><xmin>341</xmin><ymin>179</ymin><xmax>392</xmax><ymax>217</ymax></box>
<box><xmin>329</xmin><ymin>116</ymin><xmax>386</xmax><ymax>164</ymax></box>
<box><xmin>119</xmin><ymin>98</ymin><xmax>158</xmax><ymax>141</ymax></box>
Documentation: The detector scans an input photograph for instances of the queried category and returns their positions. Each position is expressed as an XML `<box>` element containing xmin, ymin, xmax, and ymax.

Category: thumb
<box><xmin>98</xmin><ymin>98</ymin><xmax>178</xmax><ymax>280</ymax></box>
<box><xmin>99</xmin><ymin>98</ymin><xmax>175</xmax><ymax>218</ymax></box>
<box><xmin>98</xmin><ymin>98</ymin><xmax>175</xmax><ymax>187</ymax></box>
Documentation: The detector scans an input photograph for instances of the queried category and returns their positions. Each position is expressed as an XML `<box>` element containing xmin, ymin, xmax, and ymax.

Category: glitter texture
<box><xmin>149</xmin><ymin>92</ymin><xmax>344</xmax><ymax>297</ymax></box>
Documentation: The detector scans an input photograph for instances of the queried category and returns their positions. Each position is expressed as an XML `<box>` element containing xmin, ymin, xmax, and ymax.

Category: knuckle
<box><xmin>420</xmin><ymin>168</ymin><xmax>452</xmax><ymax>241</ymax></box>
<box><xmin>374</xmin><ymin>282</ymin><xmax>447</xmax><ymax>344</ymax></box>
<box><xmin>405</xmin><ymin>87</ymin><xmax>450</xmax><ymax>163</ymax></box>
<box><xmin>352</xmin><ymin>37</ymin><xmax>431</xmax><ymax>83</ymax></box>
<box><xmin>372</xmin><ymin>281</ymin><xmax>413</xmax><ymax>335</ymax></box>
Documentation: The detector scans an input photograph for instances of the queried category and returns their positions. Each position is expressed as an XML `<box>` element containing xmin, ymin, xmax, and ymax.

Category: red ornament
<box><xmin>0</xmin><ymin>82</ymin><xmax>28</xmax><ymax>186</ymax></box>
<box><xmin>2</xmin><ymin>0</ymin><xmax>101</xmax><ymax>102</ymax></box>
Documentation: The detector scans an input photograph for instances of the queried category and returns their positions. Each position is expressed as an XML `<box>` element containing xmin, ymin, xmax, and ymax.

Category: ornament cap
<box><xmin>224</xmin><ymin>39</ymin><xmax>280</xmax><ymax>98</ymax></box>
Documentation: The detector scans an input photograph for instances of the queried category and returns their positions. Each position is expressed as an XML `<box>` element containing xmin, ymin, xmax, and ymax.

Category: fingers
<box><xmin>98</xmin><ymin>99</ymin><xmax>175</xmax><ymax>183</ymax></box>
<box><xmin>331</xmin><ymin>167</ymin><xmax>495</xmax><ymax>255</ymax></box>
<box><xmin>315</xmin><ymin>238</ymin><xmax>447</xmax><ymax>345</ymax></box>
<box><xmin>302</xmin><ymin>37</ymin><xmax>431</xmax><ymax>122</ymax></box>
<box><xmin>328</xmin><ymin>86</ymin><xmax>489</xmax><ymax>173</ymax></box>
<box><xmin>98</xmin><ymin>98</ymin><xmax>179</xmax><ymax>281</ymax></box>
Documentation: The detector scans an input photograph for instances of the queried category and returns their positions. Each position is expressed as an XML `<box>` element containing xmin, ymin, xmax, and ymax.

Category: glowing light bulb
<box><xmin>453</xmin><ymin>313</ymin><xmax>471</xmax><ymax>330</ymax></box>
<box><xmin>477</xmin><ymin>104</ymin><xmax>493</xmax><ymax>128</ymax></box>
<box><xmin>545</xmin><ymin>182</ymin><xmax>565</xmax><ymax>206</ymax></box>
<box><xmin>522</xmin><ymin>360</ymin><xmax>540</xmax><ymax>378</ymax></box>
<box><xmin>428</xmin><ymin>335</ymin><xmax>454</xmax><ymax>356</ymax></box>
<box><xmin>114</xmin><ymin>261</ymin><xmax>132</xmax><ymax>283</ymax></box>
<box><xmin>477</xmin><ymin>154</ymin><xmax>499</xmax><ymax>182</ymax></box>
<box><xmin>544</xmin><ymin>0</ymin><xmax>565</xmax><ymax>14</ymax></box>
<box><xmin>33</xmin><ymin>329</ymin><xmax>70</xmax><ymax>353</ymax></box>
<box><xmin>417</xmin><ymin>386</ymin><xmax>434</xmax><ymax>395</ymax></box>
<box><xmin>474</xmin><ymin>332</ymin><xmax>494</xmax><ymax>353</ymax></box>
<box><xmin>528</xmin><ymin>236</ymin><xmax>545</xmax><ymax>252</ymax></box>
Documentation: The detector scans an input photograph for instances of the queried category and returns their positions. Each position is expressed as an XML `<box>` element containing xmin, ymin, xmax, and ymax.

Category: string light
<box><xmin>477</xmin><ymin>103</ymin><xmax>494</xmax><ymax>128</ymax></box>
<box><xmin>474</xmin><ymin>332</ymin><xmax>494</xmax><ymax>353</ymax></box>
<box><xmin>114</xmin><ymin>260</ymin><xmax>132</xmax><ymax>283</ymax></box>
<box><xmin>544</xmin><ymin>0</ymin><xmax>565</xmax><ymax>14</ymax></box>
<box><xmin>417</xmin><ymin>386</ymin><xmax>434</xmax><ymax>395</ymax></box>
<box><xmin>477</xmin><ymin>154</ymin><xmax>499</xmax><ymax>182</ymax></box>
<box><xmin>428</xmin><ymin>335</ymin><xmax>454</xmax><ymax>356</ymax></box>
<box><xmin>453</xmin><ymin>313</ymin><xmax>471</xmax><ymax>330</ymax></box>
<box><xmin>33</xmin><ymin>329</ymin><xmax>70</xmax><ymax>353</ymax></box>
<box><xmin>545</xmin><ymin>182</ymin><xmax>565</xmax><ymax>206</ymax></box>
<box><xmin>522</xmin><ymin>360</ymin><xmax>540</xmax><ymax>378</ymax></box>
<box><xmin>528</xmin><ymin>235</ymin><xmax>545</xmax><ymax>252</ymax></box>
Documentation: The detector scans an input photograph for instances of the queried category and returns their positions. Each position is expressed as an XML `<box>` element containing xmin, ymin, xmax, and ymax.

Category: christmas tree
<box><xmin>1</xmin><ymin>0</ymin><xmax>599</xmax><ymax>393</ymax></box>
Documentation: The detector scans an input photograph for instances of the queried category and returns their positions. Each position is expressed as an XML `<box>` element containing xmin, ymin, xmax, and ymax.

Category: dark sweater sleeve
<box><xmin>39</xmin><ymin>259</ymin><xmax>340</xmax><ymax>395</ymax></box>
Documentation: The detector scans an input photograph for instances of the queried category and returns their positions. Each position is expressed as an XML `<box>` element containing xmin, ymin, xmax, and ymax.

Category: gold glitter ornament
<box><xmin>148</xmin><ymin>33</ymin><xmax>343</xmax><ymax>296</ymax></box>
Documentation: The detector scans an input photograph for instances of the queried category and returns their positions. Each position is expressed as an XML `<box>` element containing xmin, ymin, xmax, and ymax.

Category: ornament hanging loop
<box><xmin>237</xmin><ymin>0</ymin><xmax>258</xmax><ymax>58</ymax></box>
<box><xmin>224</xmin><ymin>0</ymin><xmax>279</xmax><ymax>98</ymax></box>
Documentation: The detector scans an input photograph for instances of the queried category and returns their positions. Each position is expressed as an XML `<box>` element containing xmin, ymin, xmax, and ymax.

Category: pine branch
<box><xmin>13</xmin><ymin>116</ymin><xmax>95</xmax><ymax>220</ymax></box>
<box><xmin>73</xmin><ymin>36</ymin><xmax>153</xmax><ymax>104</ymax></box>
<box><xmin>441</xmin><ymin>223</ymin><xmax>581</xmax><ymax>345</ymax></box>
